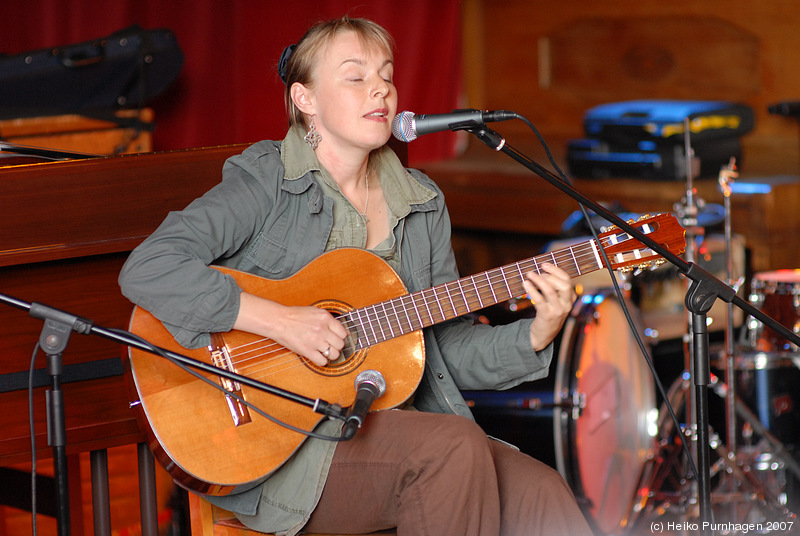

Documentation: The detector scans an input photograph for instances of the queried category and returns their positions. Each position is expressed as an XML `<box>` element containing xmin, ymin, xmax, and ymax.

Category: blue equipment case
<box><xmin>567</xmin><ymin>100</ymin><xmax>754</xmax><ymax>180</ymax></box>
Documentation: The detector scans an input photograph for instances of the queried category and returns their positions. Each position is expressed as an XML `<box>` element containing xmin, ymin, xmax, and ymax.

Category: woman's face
<box><xmin>302</xmin><ymin>31</ymin><xmax>397</xmax><ymax>156</ymax></box>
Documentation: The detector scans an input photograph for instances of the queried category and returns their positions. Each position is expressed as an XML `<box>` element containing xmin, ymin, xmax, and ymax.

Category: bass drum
<box><xmin>465</xmin><ymin>291</ymin><xmax>657</xmax><ymax>535</ymax></box>
<box><xmin>554</xmin><ymin>290</ymin><xmax>657</xmax><ymax>535</ymax></box>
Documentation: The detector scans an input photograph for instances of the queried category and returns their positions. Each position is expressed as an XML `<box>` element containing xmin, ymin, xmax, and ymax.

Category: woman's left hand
<box><xmin>522</xmin><ymin>264</ymin><xmax>577</xmax><ymax>351</ymax></box>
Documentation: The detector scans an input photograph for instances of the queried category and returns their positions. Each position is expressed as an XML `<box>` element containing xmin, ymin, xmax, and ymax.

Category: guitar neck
<box><xmin>340</xmin><ymin>238</ymin><xmax>603</xmax><ymax>349</ymax></box>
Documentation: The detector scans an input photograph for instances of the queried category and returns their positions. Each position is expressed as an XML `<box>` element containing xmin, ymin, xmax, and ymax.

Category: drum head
<box><xmin>554</xmin><ymin>292</ymin><xmax>656</xmax><ymax>534</ymax></box>
<box><xmin>752</xmin><ymin>269</ymin><xmax>800</xmax><ymax>288</ymax></box>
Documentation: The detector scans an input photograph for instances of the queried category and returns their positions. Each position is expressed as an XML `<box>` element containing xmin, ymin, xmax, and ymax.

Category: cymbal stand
<box><xmin>668</xmin><ymin>120</ymin><xmax>706</xmax><ymax>516</ymax></box>
<box><xmin>717</xmin><ymin>158</ymin><xmax>742</xmax><ymax>520</ymax></box>
<box><xmin>663</xmin><ymin>123</ymin><xmax>749</xmax><ymax>528</ymax></box>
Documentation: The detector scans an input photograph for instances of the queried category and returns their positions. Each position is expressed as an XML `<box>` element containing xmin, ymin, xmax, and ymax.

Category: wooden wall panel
<box><xmin>460</xmin><ymin>0</ymin><xmax>800</xmax><ymax>176</ymax></box>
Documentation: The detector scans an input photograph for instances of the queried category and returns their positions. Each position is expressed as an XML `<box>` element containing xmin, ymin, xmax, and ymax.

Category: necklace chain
<box><xmin>360</xmin><ymin>170</ymin><xmax>370</xmax><ymax>223</ymax></box>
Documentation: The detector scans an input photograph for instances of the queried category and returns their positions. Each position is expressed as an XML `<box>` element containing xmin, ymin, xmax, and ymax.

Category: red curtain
<box><xmin>1</xmin><ymin>0</ymin><xmax>462</xmax><ymax>165</ymax></box>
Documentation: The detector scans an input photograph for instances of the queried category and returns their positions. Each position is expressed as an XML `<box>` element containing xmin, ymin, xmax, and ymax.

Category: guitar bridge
<box><xmin>209</xmin><ymin>334</ymin><xmax>252</xmax><ymax>426</ymax></box>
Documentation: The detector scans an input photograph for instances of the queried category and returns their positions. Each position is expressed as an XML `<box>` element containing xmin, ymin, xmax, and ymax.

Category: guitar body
<box><xmin>126</xmin><ymin>248</ymin><xmax>425</xmax><ymax>495</ymax></box>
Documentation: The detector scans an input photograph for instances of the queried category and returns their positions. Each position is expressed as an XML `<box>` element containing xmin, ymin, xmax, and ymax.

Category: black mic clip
<box><xmin>448</xmin><ymin>118</ymin><xmax>488</xmax><ymax>133</ymax></box>
<box><xmin>466</xmin><ymin>125</ymin><xmax>506</xmax><ymax>151</ymax></box>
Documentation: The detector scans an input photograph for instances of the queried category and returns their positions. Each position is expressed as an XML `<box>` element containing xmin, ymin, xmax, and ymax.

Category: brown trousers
<box><xmin>304</xmin><ymin>410</ymin><xmax>594</xmax><ymax>536</ymax></box>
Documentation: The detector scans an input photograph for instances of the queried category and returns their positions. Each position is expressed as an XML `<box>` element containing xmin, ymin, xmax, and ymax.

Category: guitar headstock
<box><xmin>599</xmin><ymin>213</ymin><xmax>686</xmax><ymax>272</ymax></box>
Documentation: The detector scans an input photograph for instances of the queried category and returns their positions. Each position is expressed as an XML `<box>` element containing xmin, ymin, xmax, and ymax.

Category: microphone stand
<box><xmin>463</xmin><ymin>124</ymin><xmax>800</xmax><ymax>531</ymax></box>
<box><xmin>1</xmin><ymin>292</ymin><xmax>349</xmax><ymax>536</ymax></box>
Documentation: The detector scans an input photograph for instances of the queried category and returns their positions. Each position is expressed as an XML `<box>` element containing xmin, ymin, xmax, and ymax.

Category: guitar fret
<box><xmin>569</xmin><ymin>246</ymin><xmax>581</xmax><ymax>276</ymax></box>
<box><xmin>437</xmin><ymin>288</ymin><xmax>449</xmax><ymax>320</ymax></box>
<box><xmin>427</xmin><ymin>288</ymin><xmax>445</xmax><ymax>323</ymax></box>
<box><xmin>442</xmin><ymin>283</ymin><xmax>458</xmax><ymax>318</ymax></box>
<box><xmin>585</xmin><ymin>241</ymin><xmax>602</xmax><ymax>271</ymax></box>
<box><xmin>367</xmin><ymin>309</ymin><xmax>380</xmax><ymax>345</ymax></box>
<box><xmin>408</xmin><ymin>295</ymin><xmax>422</xmax><ymax>331</ymax></box>
<box><xmin>369</xmin><ymin>305</ymin><xmax>387</xmax><ymax>343</ymax></box>
<box><xmin>362</xmin><ymin>307</ymin><xmax>378</xmax><ymax>346</ymax></box>
<box><xmin>515</xmin><ymin>263</ymin><xmax>526</xmax><ymax>297</ymax></box>
<box><xmin>393</xmin><ymin>296</ymin><xmax>411</xmax><ymax>332</ymax></box>
<box><xmin>470</xmin><ymin>275</ymin><xmax>484</xmax><ymax>309</ymax></box>
<box><xmin>390</xmin><ymin>298</ymin><xmax>410</xmax><ymax>335</ymax></box>
<box><xmin>456</xmin><ymin>279</ymin><xmax>469</xmax><ymax>315</ymax></box>
<box><xmin>351</xmin><ymin>308</ymin><xmax>373</xmax><ymax>347</ymax></box>
<box><xmin>485</xmin><ymin>271</ymin><xmax>498</xmax><ymax>303</ymax></box>
<box><xmin>418</xmin><ymin>291</ymin><xmax>434</xmax><ymax>326</ymax></box>
<box><xmin>500</xmin><ymin>270</ymin><xmax>514</xmax><ymax>299</ymax></box>
<box><xmin>341</xmin><ymin>311</ymin><xmax>361</xmax><ymax>349</ymax></box>
<box><xmin>379</xmin><ymin>302</ymin><xmax>396</xmax><ymax>339</ymax></box>
<box><xmin>407</xmin><ymin>294</ymin><xmax>424</xmax><ymax>331</ymax></box>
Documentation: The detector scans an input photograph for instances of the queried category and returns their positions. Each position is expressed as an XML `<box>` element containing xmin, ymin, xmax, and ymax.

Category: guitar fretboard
<box><xmin>340</xmin><ymin>238</ymin><xmax>605</xmax><ymax>349</ymax></box>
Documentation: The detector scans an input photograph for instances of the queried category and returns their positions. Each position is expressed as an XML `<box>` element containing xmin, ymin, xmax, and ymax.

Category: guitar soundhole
<box><xmin>302</xmin><ymin>299</ymin><xmax>367</xmax><ymax>377</ymax></box>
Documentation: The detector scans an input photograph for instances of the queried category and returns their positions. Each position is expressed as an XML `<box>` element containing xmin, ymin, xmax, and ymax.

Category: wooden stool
<box><xmin>188</xmin><ymin>491</ymin><xmax>396</xmax><ymax>536</ymax></box>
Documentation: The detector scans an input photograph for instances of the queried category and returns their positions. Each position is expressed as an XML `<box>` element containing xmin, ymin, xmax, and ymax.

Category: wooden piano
<box><xmin>0</xmin><ymin>144</ymin><xmax>248</xmax><ymax>535</ymax></box>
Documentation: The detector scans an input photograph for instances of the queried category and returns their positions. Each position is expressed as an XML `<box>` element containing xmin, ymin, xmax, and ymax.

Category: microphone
<box><xmin>342</xmin><ymin>370</ymin><xmax>386</xmax><ymax>439</ymax></box>
<box><xmin>392</xmin><ymin>109</ymin><xmax>517</xmax><ymax>142</ymax></box>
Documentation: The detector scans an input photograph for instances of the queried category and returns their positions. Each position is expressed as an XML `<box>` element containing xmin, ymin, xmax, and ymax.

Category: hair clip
<box><xmin>278</xmin><ymin>44</ymin><xmax>296</xmax><ymax>85</ymax></box>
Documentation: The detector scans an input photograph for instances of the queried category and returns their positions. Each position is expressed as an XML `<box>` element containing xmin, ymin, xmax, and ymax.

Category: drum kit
<box><xmin>466</xmin><ymin>158</ymin><xmax>800</xmax><ymax>535</ymax></box>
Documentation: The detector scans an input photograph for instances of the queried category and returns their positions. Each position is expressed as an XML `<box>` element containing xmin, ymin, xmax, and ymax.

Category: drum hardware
<box><xmin>710</xmin><ymin>374</ymin><xmax>800</xmax><ymax>485</ymax></box>
<box><xmin>508</xmin><ymin>391</ymin><xmax>585</xmax><ymax>420</ymax></box>
<box><xmin>462</xmin><ymin>119</ymin><xmax>800</xmax><ymax>534</ymax></box>
<box><xmin>627</xmin><ymin>371</ymin><xmax>799</xmax><ymax>534</ymax></box>
<box><xmin>621</xmin><ymin>154</ymin><xmax>800</xmax><ymax>534</ymax></box>
<box><xmin>744</xmin><ymin>270</ymin><xmax>800</xmax><ymax>353</ymax></box>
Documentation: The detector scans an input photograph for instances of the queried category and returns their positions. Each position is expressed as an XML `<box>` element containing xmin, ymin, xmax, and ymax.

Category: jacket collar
<box><xmin>279</xmin><ymin>125</ymin><xmax>436</xmax><ymax>213</ymax></box>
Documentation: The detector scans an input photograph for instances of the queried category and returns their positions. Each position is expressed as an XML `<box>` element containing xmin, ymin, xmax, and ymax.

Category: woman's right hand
<box><xmin>234</xmin><ymin>292</ymin><xmax>349</xmax><ymax>366</ymax></box>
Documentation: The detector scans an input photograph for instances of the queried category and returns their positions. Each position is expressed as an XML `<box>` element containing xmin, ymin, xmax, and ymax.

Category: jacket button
<box><xmin>437</xmin><ymin>373</ymin><xmax>444</xmax><ymax>379</ymax></box>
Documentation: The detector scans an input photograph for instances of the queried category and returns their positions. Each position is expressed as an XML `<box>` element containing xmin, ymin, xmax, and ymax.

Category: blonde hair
<box><xmin>282</xmin><ymin>16</ymin><xmax>395</xmax><ymax>128</ymax></box>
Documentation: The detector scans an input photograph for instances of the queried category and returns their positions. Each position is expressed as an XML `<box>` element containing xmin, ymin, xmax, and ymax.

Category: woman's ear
<box><xmin>290</xmin><ymin>82</ymin><xmax>315</xmax><ymax>116</ymax></box>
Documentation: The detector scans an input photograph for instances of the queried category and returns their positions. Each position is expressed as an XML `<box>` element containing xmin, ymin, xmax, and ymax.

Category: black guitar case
<box><xmin>0</xmin><ymin>25</ymin><xmax>184</xmax><ymax>119</ymax></box>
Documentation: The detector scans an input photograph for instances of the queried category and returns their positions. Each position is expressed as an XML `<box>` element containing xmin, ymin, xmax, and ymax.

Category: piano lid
<box><xmin>0</xmin><ymin>142</ymin><xmax>248</xmax><ymax>266</ymax></box>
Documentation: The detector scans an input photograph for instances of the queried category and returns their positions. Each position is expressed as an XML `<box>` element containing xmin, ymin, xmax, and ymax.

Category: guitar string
<box><xmin>222</xmin><ymin>233</ymin><xmax>644</xmax><ymax>380</ymax></box>
<box><xmin>221</xmin><ymin>225</ymin><xmax>668</xmax><ymax>380</ymax></box>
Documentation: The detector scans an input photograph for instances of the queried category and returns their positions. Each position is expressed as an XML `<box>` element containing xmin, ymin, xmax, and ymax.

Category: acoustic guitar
<box><xmin>126</xmin><ymin>213</ymin><xmax>685</xmax><ymax>495</ymax></box>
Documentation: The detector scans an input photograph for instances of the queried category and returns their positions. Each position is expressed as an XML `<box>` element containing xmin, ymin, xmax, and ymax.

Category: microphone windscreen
<box><xmin>355</xmin><ymin>369</ymin><xmax>386</xmax><ymax>396</ymax></box>
<box><xmin>392</xmin><ymin>111</ymin><xmax>417</xmax><ymax>142</ymax></box>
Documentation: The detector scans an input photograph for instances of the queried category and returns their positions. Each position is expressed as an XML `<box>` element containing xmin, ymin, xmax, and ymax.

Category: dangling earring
<box><xmin>304</xmin><ymin>117</ymin><xmax>322</xmax><ymax>150</ymax></box>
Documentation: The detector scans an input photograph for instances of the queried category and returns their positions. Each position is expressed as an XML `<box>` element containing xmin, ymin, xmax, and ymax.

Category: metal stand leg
<box><xmin>138</xmin><ymin>443</ymin><xmax>159</xmax><ymax>536</ymax></box>
<box><xmin>90</xmin><ymin>449</ymin><xmax>111</xmax><ymax>536</ymax></box>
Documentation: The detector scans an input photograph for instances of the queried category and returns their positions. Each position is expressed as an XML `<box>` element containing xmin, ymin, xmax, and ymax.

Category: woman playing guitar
<box><xmin>120</xmin><ymin>15</ymin><xmax>592</xmax><ymax>536</ymax></box>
